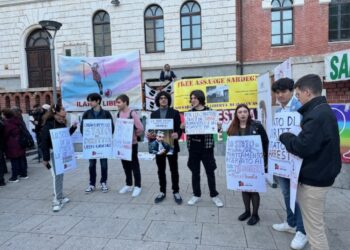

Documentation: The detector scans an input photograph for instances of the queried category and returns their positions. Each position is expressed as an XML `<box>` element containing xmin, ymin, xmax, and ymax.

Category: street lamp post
<box><xmin>39</xmin><ymin>20</ymin><xmax>62</xmax><ymax>105</ymax></box>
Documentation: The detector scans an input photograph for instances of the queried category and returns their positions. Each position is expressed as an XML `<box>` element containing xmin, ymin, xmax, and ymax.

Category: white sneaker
<box><xmin>187</xmin><ymin>196</ymin><xmax>201</xmax><ymax>205</ymax></box>
<box><xmin>212</xmin><ymin>196</ymin><xmax>224</xmax><ymax>207</ymax></box>
<box><xmin>119</xmin><ymin>185</ymin><xmax>133</xmax><ymax>194</ymax></box>
<box><xmin>61</xmin><ymin>197</ymin><xmax>70</xmax><ymax>205</ymax></box>
<box><xmin>272</xmin><ymin>222</ymin><xmax>296</xmax><ymax>234</ymax></box>
<box><xmin>52</xmin><ymin>202</ymin><xmax>61</xmax><ymax>212</ymax></box>
<box><xmin>101</xmin><ymin>183</ymin><xmax>108</xmax><ymax>193</ymax></box>
<box><xmin>132</xmin><ymin>187</ymin><xmax>142</xmax><ymax>197</ymax></box>
<box><xmin>291</xmin><ymin>231</ymin><xmax>308</xmax><ymax>250</ymax></box>
<box><xmin>85</xmin><ymin>185</ymin><xmax>95</xmax><ymax>193</ymax></box>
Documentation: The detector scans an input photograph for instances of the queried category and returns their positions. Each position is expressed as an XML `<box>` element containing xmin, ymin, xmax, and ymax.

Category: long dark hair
<box><xmin>227</xmin><ymin>104</ymin><xmax>252</xmax><ymax>136</ymax></box>
<box><xmin>42</xmin><ymin>103</ymin><xmax>64</xmax><ymax>125</ymax></box>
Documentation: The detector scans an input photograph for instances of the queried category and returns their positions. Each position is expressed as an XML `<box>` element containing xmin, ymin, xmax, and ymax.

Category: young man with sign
<box><xmin>271</xmin><ymin>78</ymin><xmax>307</xmax><ymax>250</ymax></box>
<box><xmin>81</xmin><ymin>93</ymin><xmax>114</xmax><ymax>193</ymax></box>
<box><xmin>116</xmin><ymin>94</ymin><xmax>144</xmax><ymax>197</ymax></box>
<box><xmin>148</xmin><ymin>91</ymin><xmax>183</xmax><ymax>204</ymax></box>
<box><xmin>280</xmin><ymin>74</ymin><xmax>341</xmax><ymax>250</ymax></box>
<box><xmin>183</xmin><ymin>90</ymin><xmax>223</xmax><ymax>207</ymax></box>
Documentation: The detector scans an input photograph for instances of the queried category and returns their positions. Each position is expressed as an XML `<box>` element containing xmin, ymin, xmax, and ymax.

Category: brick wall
<box><xmin>324</xmin><ymin>80</ymin><xmax>350</xmax><ymax>103</ymax></box>
<box><xmin>240</xmin><ymin>0</ymin><xmax>350</xmax><ymax>63</ymax></box>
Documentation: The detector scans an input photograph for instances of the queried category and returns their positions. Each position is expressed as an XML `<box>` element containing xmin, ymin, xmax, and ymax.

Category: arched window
<box><xmin>25</xmin><ymin>96</ymin><xmax>31</xmax><ymax>113</ymax></box>
<box><xmin>144</xmin><ymin>5</ymin><xmax>164</xmax><ymax>53</ymax></box>
<box><xmin>45</xmin><ymin>94</ymin><xmax>51</xmax><ymax>105</ymax></box>
<box><xmin>15</xmin><ymin>96</ymin><xmax>20</xmax><ymax>108</ymax></box>
<box><xmin>271</xmin><ymin>0</ymin><xmax>293</xmax><ymax>46</ymax></box>
<box><xmin>5</xmin><ymin>96</ymin><xmax>10</xmax><ymax>108</ymax></box>
<box><xmin>180</xmin><ymin>1</ymin><xmax>202</xmax><ymax>50</ymax></box>
<box><xmin>329</xmin><ymin>0</ymin><xmax>350</xmax><ymax>41</ymax></box>
<box><xmin>93</xmin><ymin>11</ymin><xmax>112</xmax><ymax>57</ymax></box>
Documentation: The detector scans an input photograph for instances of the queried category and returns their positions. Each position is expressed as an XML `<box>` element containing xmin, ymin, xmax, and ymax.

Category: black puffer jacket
<box><xmin>280</xmin><ymin>96</ymin><xmax>341</xmax><ymax>187</ymax></box>
<box><xmin>41</xmin><ymin>117</ymin><xmax>77</xmax><ymax>162</ymax></box>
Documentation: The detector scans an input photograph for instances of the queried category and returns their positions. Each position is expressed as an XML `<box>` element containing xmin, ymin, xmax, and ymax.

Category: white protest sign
<box><xmin>226</xmin><ymin>135</ymin><xmax>266</xmax><ymax>192</ymax></box>
<box><xmin>146</xmin><ymin>119</ymin><xmax>173</xmax><ymax>130</ymax></box>
<box><xmin>114</xmin><ymin>118</ymin><xmax>134</xmax><ymax>161</ymax></box>
<box><xmin>138</xmin><ymin>152</ymin><xmax>156</xmax><ymax>161</ymax></box>
<box><xmin>290</xmin><ymin>153</ymin><xmax>302</xmax><ymax>213</ymax></box>
<box><xmin>69</xmin><ymin>112</ymin><xmax>83</xmax><ymax>143</ymax></box>
<box><xmin>82</xmin><ymin>119</ymin><xmax>113</xmax><ymax>159</ymax></box>
<box><xmin>184</xmin><ymin>111</ymin><xmax>218</xmax><ymax>135</ymax></box>
<box><xmin>50</xmin><ymin>128</ymin><xmax>77</xmax><ymax>175</ymax></box>
<box><xmin>268</xmin><ymin>112</ymin><xmax>301</xmax><ymax>178</ymax></box>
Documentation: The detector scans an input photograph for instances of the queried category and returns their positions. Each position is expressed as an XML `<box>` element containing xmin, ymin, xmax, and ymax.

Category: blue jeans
<box><xmin>277</xmin><ymin>176</ymin><xmax>306</xmax><ymax>234</ymax></box>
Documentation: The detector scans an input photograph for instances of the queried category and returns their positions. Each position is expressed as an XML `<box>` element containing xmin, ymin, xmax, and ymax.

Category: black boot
<box><xmin>247</xmin><ymin>214</ymin><xmax>260</xmax><ymax>225</ymax></box>
<box><xmin>238</xmin><ymin>211</ymin><xmax>251</xmax><ymax>221</ymax></box>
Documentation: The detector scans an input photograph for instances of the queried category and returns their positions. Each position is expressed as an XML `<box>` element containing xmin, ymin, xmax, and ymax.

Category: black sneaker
<box><xmin>0</xmin><ymin>181</ymin><xmax>6</xmax><ymax>186</ymax></box>
<box><xmin>8</xmin><ymin>177</ymin><xmax>19</xmax><ymax>183</ymax></box>
<box><xmin>19</xmin><ymin>175</ymin><xmax>29</xmax><ymax>180</ymax></box>
<box><xmin>173</xmin><ymin>193</ymin><xmax>183</xmax><ymax>205</ymax></box>
<box><xmin>247</xmin><ymin>215</ymin><xmax>260</xmax><ymax>226</ymax></box>
<box><xmin>154</xmin><ymin>192</ymin><xmax>166</xmax><ymax>203</ymax></box>
<box><xmin>238</xmin><ymin>211</ymin><xmax>251</xmax><ymax>221</ymax></box>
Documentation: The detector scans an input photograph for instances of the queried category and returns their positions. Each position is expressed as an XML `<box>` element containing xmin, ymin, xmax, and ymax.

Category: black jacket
<box><xmin>150</xmin><ymin>107</ymin><xmax>182</xmax><ymax>153</ymax></box>
<box><xmin>160</xmin><ymin>70</ymin><xmax>176</xmax><ymax>82</ymax></box>
<box><xmin>0</xmin><ymin>119</ymin><xmax>4</xmax><ymax>151</ymax></box>
<box><xmin>41</xmin><ymin>118</ymin><xmax>77</xmax><ymax>162</ymax></box>
<box><xmin>80</xmin><ymin>108</ymin><xmax>114</xmax><ymax>134</ymax></box>
<box><xmin>280</xmin><ymin>96</ymin><xmax>341</xmax><ymax>187</ymax></box>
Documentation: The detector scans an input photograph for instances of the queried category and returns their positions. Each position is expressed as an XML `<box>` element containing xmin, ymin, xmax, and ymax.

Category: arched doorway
<box><xmin>26</xmin><ymin>29</ymin><xmax>52</xmax><ymax>88</ymax></box>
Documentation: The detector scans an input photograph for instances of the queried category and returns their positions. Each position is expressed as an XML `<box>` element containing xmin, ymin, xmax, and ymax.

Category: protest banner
<box><xmin>146</xmin><ymin>119</ymin><xmax>174</xmax><ymax>130</ymax></box>
<box><xmin>290</xmin><ymin>153</ymin><xmax>302</xmax><ymax>213</ymax></box>
<box><xmin>173</xmin><ymin>75</ymin><xmax>258</xmax><ymax>112</ymax></box>
<box><xmin>60</xmin><ymin>50</ymin><xmax>142</xmax><ymax>111</ymax></box>
<box><xmin>268</xmin><ymin>112</ymin><xmax>301</xmax><ymax>178</ymax></box>
<box><xmin>68</xmin><ymin>112</ymin><xmax>83</xmax><ymax>143</ymax></box>
<box><xmin>50</xmin><ymin>128</ymin><xmax>77</xmax><ymax>175</ymax></box>
<box><xmin>114</xmin><ymin>118</ymin><xmax>134</xmax><ymax>161</ymax></box>
<box><xmin>257</xmin><ymin>72</ymin><xmax>275</xmax><ymax>186</ymax></box>
<box><xmin>274</xmin><ymin>58</ymin><xmax>292</xmax><ymax>81</ymax></box>
<box><xmin>325</xmin><ymin>49</ymin><xmax>350</xmax><ymax>82</ymax></box>
<box><xmin>331</xmin><ymin>104</ymin><xmax>350</xmax><ymax>163</ymax></box>
<box><xmin>82</xmin><ymin>119</ymin><xmax>113</xmax><ymax>159</ymax></box>
<box><xmin>184</xmin><ymin>111</ymin><xmax>218</xmax><ymax>135</ymax></box>
<box><xmin>225</xmin><ymin>135</ymin><xmax>266</xmax><ymax>192</ymax></box>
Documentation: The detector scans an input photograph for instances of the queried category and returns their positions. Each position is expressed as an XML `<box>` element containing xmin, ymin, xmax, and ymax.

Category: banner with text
<box><xmin>184</xmin><ymin>111</ymin><xmax>218</xmax><ymax>135</ymax></box>
<box><xmin>114</xmin><ymin>118</ymin><xmax>134</xmax><ymax>161</ymax></box>
<box><xmin>174</xmin><ymin>75</ymin><xmax>258</xmax><ymax>112</ymax></box>
<box><xmin>268</xmin><ymin>112</ymin><xmax>301</xmax><ymax>178</ymax></box>
<box><xmin>60</xmin><ymin>51</ymin><xmax>142</xmax><ymax>111</ymax></box>
<box><xmin>50</xmin><ymin>128</ymin><xmax>77</xmax><ymax>175</ymax></box>
<box><xmin>331</xmin><ymin>104</ymin><xmax>350</xmax><ymax>163</ymax></box>
<box><xmin>226</xmin><ymin>135</ymin><xmax>266</xmax><ymax>192</ymax></box>
<box><xmin>325</xmin><ymin>49</ymin><xmax>350</xmax><ymax>82</ymax></box>
<box><xmin>82</xmin><ymin>119</ymin><xmax>113</xmax><ymax>159</ymax></box>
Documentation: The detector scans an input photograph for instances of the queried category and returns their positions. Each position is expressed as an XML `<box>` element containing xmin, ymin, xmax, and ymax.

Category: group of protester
<box><xmin>0</xmin><ymin>73</ymin><xmax>341</xmax><ymax>250</ymax></box>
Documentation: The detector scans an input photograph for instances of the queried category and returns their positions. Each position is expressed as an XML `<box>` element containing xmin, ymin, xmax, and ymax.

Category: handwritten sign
<box><xmin>146</xmin><ymin>119</ymin><xmax>173</xmax><ymax>130</ymax></box>
<box><xmin>50</xmin><ymin>128</ymin><xmax>77</xmax><ymax>175</ymax></box>
<box><xmin>184</xmin><ymin>111</ymin><xmax>218</xmax><ymax>135</ymax></box>
<box><xmin>268</xmin><ymin>112</ymin><xmax>301</xmax><ymax>178</ymax></box>
<box><xmin>226</xmin><ymin>135</ymin><xmax>266</xmax><ymax>192</ymax></box>
<box><xmin>114</xmin><ymin>118</ymin><xmax>134</xmax><ymax>161</ymax></box>
<box><xmin>82</xmin><ymin>119</ymin><xmax>113</xmax><ymax>159</ymax></box>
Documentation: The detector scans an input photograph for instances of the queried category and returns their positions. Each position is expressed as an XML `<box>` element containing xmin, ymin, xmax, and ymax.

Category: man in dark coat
<box><xmin>279</xmin><ymin>74</ymin><xmax>341</xmax><ymax>250</ymax></box>
<box><xmin>148</xmin><ymin>91</ymin><xmax>183</xmax><ymax>204</ymax></box>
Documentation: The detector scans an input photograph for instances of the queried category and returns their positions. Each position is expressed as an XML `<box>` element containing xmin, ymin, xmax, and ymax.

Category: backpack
<box><xmin>117</xmin><ymin>110</ymin><xmax>143</xmax><ymax>142</ymax></box>
<box><xmin>19</xmin><ymin>123</ymin><xmax>35</xmax><ymax>149</ymax></box>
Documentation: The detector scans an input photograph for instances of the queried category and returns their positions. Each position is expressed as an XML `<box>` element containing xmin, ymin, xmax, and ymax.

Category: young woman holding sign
<box><xmin>227</xmin><ymin>104</ymin><xmax>269</xmax><ymax>225</ymax></box>
<box><xmin>41</xmin><ymin>104</ymin><xmax>77</xmax><ymax>212</ymax></box>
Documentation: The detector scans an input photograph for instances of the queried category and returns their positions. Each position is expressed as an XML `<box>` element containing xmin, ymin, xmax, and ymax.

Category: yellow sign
<box><xmin>174</xmin><ymin>75</ymin><xmax>258</xmax><ymax>112</ymax></box>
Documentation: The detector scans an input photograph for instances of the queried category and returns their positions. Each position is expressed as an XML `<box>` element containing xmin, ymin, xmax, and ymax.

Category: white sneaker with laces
<box><xmin>272</xmin><ymin>222</ymin><xmax>296</xmax><ymax>234</ymax></box>
<box><xmin>132</xmin><ymin>187</ymin><xmax>142</xmax><ymax>197</ymax></box>
<box><xmin>187</xmin><ymin>196</ymin><xmax>201</xmax><ymax>205</ymax></box>
<box><xmin>61</xmin><ymin>197</ymin><xmax>70</xmax><ymax>205</ymax></box>
<box><xmin>291</xmin><ymin>231</ymin><xmax>308</xmax><ymax>250</ymax></box>
<box><xmin>52</xmin><ymin>202</ymin><xmax>61</xmax><ymax>212</ymax></box>
<box><xmin>212</xmin><ymin>196</ymin><xmax>224</xmax><ymax>207</ymax></box>
<box><xmin>101</xmin><ymin>183</ymin><xmax>108</xmax><ymax>193</ymax></box>
<box><xmin>119</xmin><ymin>185</ymin><xmax>133</xmax><ymax>194</ymax></box>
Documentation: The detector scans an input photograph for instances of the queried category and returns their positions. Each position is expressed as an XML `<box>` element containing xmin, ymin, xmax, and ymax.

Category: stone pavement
<box><xmin>0</xmin><ymin>154</ymin><xmax>350</xmax><ymax>250</ymax></box>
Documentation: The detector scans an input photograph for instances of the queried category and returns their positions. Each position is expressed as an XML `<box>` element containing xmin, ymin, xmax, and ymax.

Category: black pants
<box><xmin>187</xmin><ymin>148</ymin><xmax>219</xmax><ymax>198</ymax></box>
<box><xmin>121</xmin><ymin>144</ymin><xmax>141</xmax><ymax>187</ymax></box>
<box><xmin>156</xmin><ymin>153</ymin><xmax>179</xmax><ymax>194</ymax></box>
<box><xmin>0</xmin><ymin>150</ymin><xmax>5</xmax><ymax>183</ymax></box>
<box><xmin>10</xmin><ymin>156</ymin><xmax>27</xmax><ymax>179</ymax></box>
<box><xmin>89</xmin><ymin>158</ymin><xmax>108</xmax><ymax>186</ymax></box>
